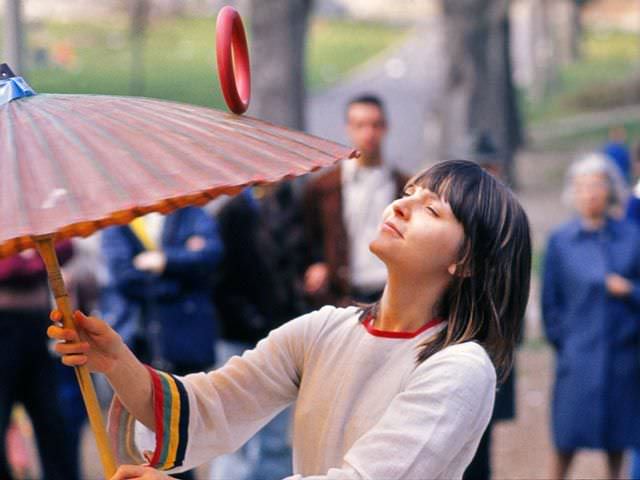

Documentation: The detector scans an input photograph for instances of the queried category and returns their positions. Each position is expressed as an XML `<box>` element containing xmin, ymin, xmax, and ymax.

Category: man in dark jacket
<box><xmin>303</xmin><ymin>94</ymin><xmax>407</xmax><ymax>307</ymax></box>
<box><xmin>210</xmin><ymin>183</ymin><xmax>307</xmax><ymax>480</ymax></box>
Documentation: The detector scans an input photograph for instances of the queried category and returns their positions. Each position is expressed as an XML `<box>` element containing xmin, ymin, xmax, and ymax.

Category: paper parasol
<box><xmin>0</xmin><ymin>6</ymin><xmax>354</xmax><ymax>477</ymax></box>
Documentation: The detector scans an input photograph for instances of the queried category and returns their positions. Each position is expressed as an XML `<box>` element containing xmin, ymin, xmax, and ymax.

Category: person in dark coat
<box><xmin>101</xmin><ymin>206</ymin><xmax>223</xmax><ymax>375</ymax></box>
<box><xmin>602</xmin><ymin>126</ymin><xmax>631</xmax><ymax>184</ymax></box>
<box><xmin>542</xmin><ymin>153</ymin><xmax>640</xmax><ymax>479</ymax></box>
<box><xmin>210</xmin><ymin>183</ymin><xmax>308</xmax><ymax>479</ymax></box>
<box><xmin>0</xmin><ymin>241</ymin><xmax>78</xmax><ymax>480</ymax></box>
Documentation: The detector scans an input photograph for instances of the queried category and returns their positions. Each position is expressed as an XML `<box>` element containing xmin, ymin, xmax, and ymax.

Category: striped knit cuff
<box><xmin>107</xmin><ymin>366</ymin><xmax>190</xmax><ymax>471</ymax></box>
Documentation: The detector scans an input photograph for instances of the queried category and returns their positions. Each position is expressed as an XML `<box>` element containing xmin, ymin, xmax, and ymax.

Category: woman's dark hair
<box><xmin>362</xmin><ymin>160</ymin><xmax>531</xmax><ymax>381</ymax></box>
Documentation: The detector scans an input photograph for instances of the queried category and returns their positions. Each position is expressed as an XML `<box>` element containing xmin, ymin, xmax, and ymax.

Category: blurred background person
<box><xmin>303</xmin><ymin>94</ymin><xmax>407</xmax><ymax>307</ymax></box>
<box><xmin>463</xmin><ymin>132</ymin><xmax>517</xmax><ymax>480</ymax></box>
<box><xmin>625</xmin><ymin>142</ymin><xmax>640</xmax><ymax>227</ymax></box>
<box><xmin>100</xmin><ymin>206</ymin><xmax>222</xmax><ymax>480</ymax></box>
<box><xmin>0</xmin><ymin>241</ymin><xmax>78</xmax><ymax>480</ymax></box>
<box><xmin>542</xmin><ymin>153</ymin><xmax>640</xmax><ymax>479</ymax></box>
<box><xmin>210</xmin><ymin>182</ymin><xmax>307</xmax><ymax>480</ymax></box>
<box><xmin>626</xmin><ymin>140</ymin><xmax>640</xmax><ymax>480</ymax></box>
<box><xmin>602</xmin><ymin>126</ymin><xmax>631</xmax><ymax>185</ymax></box>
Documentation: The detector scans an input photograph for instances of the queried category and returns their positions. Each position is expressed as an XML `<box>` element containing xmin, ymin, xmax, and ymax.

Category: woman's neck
<box><xmin>582</xmin><ymin>214</ymin><xmax>606</xmax><ymax>231</ymax></box>
<box><xmin>376</xmin><ymin>270</ymin><xmax>450</xmax><ymax>332</ymax></box>
<box><xmin>356</xmin><ymin>154</ymin><xmax>382</xmax><ymax>168</ymax></box>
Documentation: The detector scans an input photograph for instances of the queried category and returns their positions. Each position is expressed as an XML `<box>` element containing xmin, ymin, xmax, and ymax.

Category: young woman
<box><xmin>48</xmin><ymin>160</ymin><xmax>531</xmax><ymax>480</ymax></box>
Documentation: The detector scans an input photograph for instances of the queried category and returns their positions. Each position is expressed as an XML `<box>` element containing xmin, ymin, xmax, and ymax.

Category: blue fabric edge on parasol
<box><xmin>0</xmin><ymin>77</ymin><xmax>36</xmax><ymax>106</ymax></box>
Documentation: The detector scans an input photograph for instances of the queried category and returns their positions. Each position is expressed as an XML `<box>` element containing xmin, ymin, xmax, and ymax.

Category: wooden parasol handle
<box><xmin>33</xmin><ymin>235</ymin><xmax>117</xmax><ymax>478</ymax></box>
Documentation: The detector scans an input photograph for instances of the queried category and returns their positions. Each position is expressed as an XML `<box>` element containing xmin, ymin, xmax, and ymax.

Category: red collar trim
<box><xmin>362</xmin><ymin>313</ymin><xmax>444</xmax><ymax>339</ymax></box>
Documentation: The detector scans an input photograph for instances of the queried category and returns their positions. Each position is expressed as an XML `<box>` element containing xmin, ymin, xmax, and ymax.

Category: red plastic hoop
<box><xmin>216</xmin><ymin>6</ymin><xmax>251</xmax><ymax>114</ymax></box>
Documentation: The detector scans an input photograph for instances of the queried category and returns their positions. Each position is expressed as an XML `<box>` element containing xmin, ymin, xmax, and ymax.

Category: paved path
<box><xmin>306</xmin><ymin>20</ymin><xmax>445</xmax><ymax>176</ymax></box>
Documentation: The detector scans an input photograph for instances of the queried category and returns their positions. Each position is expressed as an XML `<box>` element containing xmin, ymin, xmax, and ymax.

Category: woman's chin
<box><xmin>369</xmin><ymin>238</ymin><xmax>390</xmax><ymax>261</ymax></box>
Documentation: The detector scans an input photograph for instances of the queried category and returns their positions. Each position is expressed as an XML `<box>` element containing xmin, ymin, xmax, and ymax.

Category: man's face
<box><xmin>346</xmin><ymin>103</ymin><xmax>387</xmax><ymax>161</ymax></box>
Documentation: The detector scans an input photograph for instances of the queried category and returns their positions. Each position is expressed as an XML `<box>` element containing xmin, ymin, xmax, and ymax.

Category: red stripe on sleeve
<box><xmin>146</xmin><ymin>366</ymin><xmax>165</xmax><ymax>467</ymax></box>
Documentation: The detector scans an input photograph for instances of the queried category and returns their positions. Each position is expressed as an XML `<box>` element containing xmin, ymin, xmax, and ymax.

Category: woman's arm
<box><xmin>109</xmin><ymin>307</ymin><xmax>328</xmax><ymax>474</ymax></box>
<box><xmin>541</xmin><ymin>235</ymin><xmax>565</xmax><ymax>349</ymax></box>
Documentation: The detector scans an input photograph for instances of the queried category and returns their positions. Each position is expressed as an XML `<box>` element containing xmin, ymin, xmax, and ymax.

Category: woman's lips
<box><xmin>382</xmin><ymin>221</ymin><xmax>403</xmax><ymax>238</ymax></box>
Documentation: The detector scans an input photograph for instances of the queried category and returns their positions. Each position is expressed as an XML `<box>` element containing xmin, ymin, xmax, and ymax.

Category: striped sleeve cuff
<box><xmin>107</xmin><ymin>366</ymin><xmax>190</xmax><ymax>471</ymax></box>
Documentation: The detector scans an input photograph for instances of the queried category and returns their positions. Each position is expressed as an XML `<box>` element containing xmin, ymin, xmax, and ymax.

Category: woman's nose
<box><xmin>393</xmin><ymin>199</ymin><xmax>410</xmax><ymax>219</ymax></box>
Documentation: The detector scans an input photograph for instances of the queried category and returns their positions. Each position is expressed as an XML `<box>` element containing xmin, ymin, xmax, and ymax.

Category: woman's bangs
<box><xmin>411</xmin><ymin>162</ymin><xmax>482</xmax><ymax>221</ymax></box>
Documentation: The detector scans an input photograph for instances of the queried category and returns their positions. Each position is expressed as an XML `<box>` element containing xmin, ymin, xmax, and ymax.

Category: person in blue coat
<box><xmin>100</xmin><ymin>206</ymin><xmax>223</xmax><ymax>375</ymax></box>
<box><xmin>542</xmin><ymin>153</ymin><xmax>640</xmax><ymax>479</ymax></box>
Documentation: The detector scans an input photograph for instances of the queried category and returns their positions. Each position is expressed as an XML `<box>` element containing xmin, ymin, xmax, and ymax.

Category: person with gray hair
<box><xmin>542</xmin><ymin>152</ymin><xmax>640</xmax><ymax>479</ymax></box>
<box><xmin>562</xmin><ymin>152</ymin><xmax>629</xmax><ymax>215</ymax></box>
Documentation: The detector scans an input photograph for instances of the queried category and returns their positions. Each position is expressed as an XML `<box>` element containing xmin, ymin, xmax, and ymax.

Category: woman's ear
<box><xmin>448</xmin><ymin>263</ymin><xmax>471</xmax><ymax>277</ymax></box>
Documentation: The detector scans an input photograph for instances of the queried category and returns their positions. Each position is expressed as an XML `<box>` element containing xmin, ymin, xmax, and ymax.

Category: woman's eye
<box><xmin>426</xmin><ymin>206</ymin><xmax>438</xmax><ymax>216</ymax></box>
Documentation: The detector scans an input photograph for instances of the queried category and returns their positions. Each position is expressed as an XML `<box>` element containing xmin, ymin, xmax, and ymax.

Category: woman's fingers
<box><xmin>50</xmin><ymin>309</ymin><xmax>63</xmax><ymax>323</ymax></box>
<box><xmin>50</xmin><ymin>310</ymin><xmax>108</xmax><ymax>339</ymax></box>
<box><xmin>110</xmin><ymin>464</ymin><xmax>154</xmax><ymax>479</ymax></box>
<box><xmin>54</xmin><ymin>340</ymin><xmax>90</xmax><ymax>356</ymax></box>
<box><xmin>46</xmin><ymin>325</ymin><xmax>79</xmax><ymax>343</ymax></box>
<box><xmin>74</xmin><ymin>310</ymin><xmax>107</xmax><ymax>335</ymax></box>
<box><xmin>61</xmin><ymin>354</ymin><xmax>88</xmax><ymax>367</ymax></box>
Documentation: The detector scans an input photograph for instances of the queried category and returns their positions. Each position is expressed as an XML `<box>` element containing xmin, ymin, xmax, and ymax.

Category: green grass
<box><xmin>12</xmin><ymin>16</ymin><xmax>407</xmax><ymax>108</ymax></box>
<box><xmin>524</xmin><ymin>30</ymin><xmax>640</xmax><ymax>124</ymax></box>
<box><xmin>306</xmin><ymin>19</ymin><xmax>408</xmax><ymax>89</ymax></box>
<box><xmin>535</xmin><ymin>119</ymin><xmax>640</xmax><ymax>151</ymax></box>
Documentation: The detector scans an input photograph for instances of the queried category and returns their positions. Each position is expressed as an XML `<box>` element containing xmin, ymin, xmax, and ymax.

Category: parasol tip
<box><xmin>0</xmin><ymin>64</ymin><xmax>17</xmax><ymax>79</ymax></box>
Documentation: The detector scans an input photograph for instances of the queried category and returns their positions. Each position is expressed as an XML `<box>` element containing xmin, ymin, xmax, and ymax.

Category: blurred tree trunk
<box><xmin>129</xmin><ymin>0</ymin><xmax>151</xmax><ymax>96</ymax></box>
<box><xmin>528</xmin><ymin>0</ymin><xmax>557</xmax><ymax>101</ymax></box>
<box><xmin>439</xmin><ymin>0</ymin><xmax>523</xmax><ymax>186</ymax></box>
<box><xmin>554</xmin><ymin>0</ymin><xmax>581</xmax><ymax>66</ymax></box>
<box><xmin>4</xmin><ymin>0</ymin><xmax>24</xmax><ymax>74</ymax></box>
<box><xmin>569</xmin><ymin>0</ymin><xmax>582</xmax><ymax>61</ymax></box>
<box><xmin>248</xmin><ymin>0</ymin><xmax>313</xmax><ymax>129</ymax></box>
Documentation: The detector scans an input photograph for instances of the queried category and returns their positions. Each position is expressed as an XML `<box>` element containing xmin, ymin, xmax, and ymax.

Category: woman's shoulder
<box><xmin>295</xmin><ymin>304</ymin><xmax>360</xmax><ymax>322</ymax></box>
<box><xmin>428</xmin><ymin>342</ymin><xmax>494</xmax><ymax>370</ymax></box>
<box><xmin>412</xmin><ymin>342</ymin><xmax>496</xmax><ymax>394</ymax></box>
<box><xmin>282</xmin><ymin>304</ymin><xmax>361</xmax><ymax>338</ymax></box>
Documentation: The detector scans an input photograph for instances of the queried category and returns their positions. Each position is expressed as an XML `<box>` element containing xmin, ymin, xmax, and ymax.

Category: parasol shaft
<box><xmin>34</xmin><ymin>236</ymin><xmax>117</xmax><ymax>479</ymax></box>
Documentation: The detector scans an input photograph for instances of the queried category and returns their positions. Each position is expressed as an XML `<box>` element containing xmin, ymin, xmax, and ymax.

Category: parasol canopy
<box><xmin>0</xmin><ymin>93</ymin><xmax>354</xmax><ymax>257</ymax></box>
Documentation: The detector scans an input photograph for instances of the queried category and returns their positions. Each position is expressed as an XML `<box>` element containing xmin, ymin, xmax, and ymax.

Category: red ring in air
<box><xmin>216</xmin><ymin>6</ymin><xmax>251</xmax><ymax>114</ymax></box>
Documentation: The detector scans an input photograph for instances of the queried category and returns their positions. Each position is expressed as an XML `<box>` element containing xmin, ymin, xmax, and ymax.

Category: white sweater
<box><xmin>109</xmin><ymin>306</ymin><xmax>496</xmax><ymax>479</ymax></box>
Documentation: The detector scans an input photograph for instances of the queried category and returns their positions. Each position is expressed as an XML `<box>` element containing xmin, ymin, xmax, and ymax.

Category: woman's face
<box><xmin>370</xmin><ymin>182</ymin><xmax>465</xmax><ymax>280</ymax></box>
<box><xmin>573</xmin><ymin>172</ymin><xmax>610</xmax><ymax>221</ymax></box>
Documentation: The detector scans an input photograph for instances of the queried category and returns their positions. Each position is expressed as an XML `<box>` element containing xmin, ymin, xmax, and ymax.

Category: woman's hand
<box><xmin>111</xmin><ymin>465</ymin><xmax>175</xmax><ymax>479</ymax></box>
<box><xmin>133</xmin><ymin>251</ymin><xmax>167</xmax><ymax>274</ymax></box>
<box><xmin>304</xmin><ymin>262</ymin><xmax>329</xmax><ymax>294</ymax></box>
<box><xmin>47</xmin><ymin>310</ymin><xmax>126</xmax><ymax>374</ymax></box>
<box><xmin>605</xmin><ymin>274</ymin><xmax>633</xmax><ymax>298</ymax></box>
